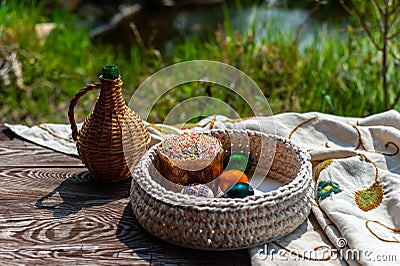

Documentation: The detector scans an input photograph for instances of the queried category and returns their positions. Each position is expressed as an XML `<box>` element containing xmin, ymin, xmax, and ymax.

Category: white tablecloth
<box><xmin>6</xmin><ymin>110</ymin><xmax>400</xmax><ymax>265</ymax></box>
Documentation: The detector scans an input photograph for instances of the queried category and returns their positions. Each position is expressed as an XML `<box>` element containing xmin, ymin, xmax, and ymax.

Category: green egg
<box><xmin>224</xmin><ymin>153</ymin><xmax>252</xmax><ymax>172</ymax></box>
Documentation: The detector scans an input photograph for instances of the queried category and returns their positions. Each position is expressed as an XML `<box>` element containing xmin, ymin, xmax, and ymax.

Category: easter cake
<box><xmin>157</xmin><ymin>132</ymin><xmax>224</xmax><ymax>185</ymax></box>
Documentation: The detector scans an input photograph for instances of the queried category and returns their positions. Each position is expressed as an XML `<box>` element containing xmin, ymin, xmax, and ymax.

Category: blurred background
<box><xmin>1</xmin><ymin>0</ymin><xmax>399</xmax><ymax>125</ymax></box>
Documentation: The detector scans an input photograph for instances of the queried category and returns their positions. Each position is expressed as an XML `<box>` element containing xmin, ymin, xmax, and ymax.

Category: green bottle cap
<box><xmin>102</xmin><ymin>65</ymin><xmax>119</xmax><ymax>80</ymax></box>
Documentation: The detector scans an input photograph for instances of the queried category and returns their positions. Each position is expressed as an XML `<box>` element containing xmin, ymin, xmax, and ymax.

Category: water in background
<box><xmin>92</xmin><ymin>0</ymin><xmax>349</xmax><ymax>56</ymax></box>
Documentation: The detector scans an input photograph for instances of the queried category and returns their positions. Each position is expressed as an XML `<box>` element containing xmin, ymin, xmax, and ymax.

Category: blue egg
<box><xmin>225</xmin><ymin>182</ymin><xmax>250</xmax><ymax>198</ymax></box>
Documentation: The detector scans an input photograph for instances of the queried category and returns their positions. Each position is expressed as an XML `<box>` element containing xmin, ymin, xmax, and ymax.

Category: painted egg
<box><xmin>224</xmin><ymin>153</ymin><xmax>252</xmax><ymax>172</ymax></box>
<box><xmin>219</xmin><ymin>170</ymin><xmax>248</xmax><ymax>192</ymax></box>
<box><xmin>224</xmin><ymin>182</ymin><xmax>251</xmax><ymax>198</ymax></box>
<box><xmin>180</xmin><ymin>183</ymin><xmax>214</xmax><ymax>198</ymax></box>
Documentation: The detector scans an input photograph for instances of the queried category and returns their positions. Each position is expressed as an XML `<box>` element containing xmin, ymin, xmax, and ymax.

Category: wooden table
<box><xmin>0</xmin><ymin>125</ymin><xmax>250</xmax><ymax>265</ymax></box>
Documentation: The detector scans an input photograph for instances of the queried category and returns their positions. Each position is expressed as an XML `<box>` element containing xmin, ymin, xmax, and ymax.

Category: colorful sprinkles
<box><xmin>159</xmin><ymin>132</ymin><xmax>222</xmax><ymax>161</ymax></box>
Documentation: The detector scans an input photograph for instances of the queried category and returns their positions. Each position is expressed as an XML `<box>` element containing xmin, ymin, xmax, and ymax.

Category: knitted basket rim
<box><xmin>130</xmin><ymin>129</ymin><xmax>313</xmax><ymax>249</ymax></box>
<box><xmin>132</xmin><ymin>129</ymin><xmax>311</xmax><ymax>207</ymax></box>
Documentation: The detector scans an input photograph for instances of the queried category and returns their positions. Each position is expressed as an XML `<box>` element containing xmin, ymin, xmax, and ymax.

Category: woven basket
<box><xmin>68</xmin><ymin>76</ymin><xmax>151</xmax><ymax>183</ymax></box>
<box><xmin>130</xmin><ymin>129</ymin><xmax>313</xmax><ymax>250</ymax></box>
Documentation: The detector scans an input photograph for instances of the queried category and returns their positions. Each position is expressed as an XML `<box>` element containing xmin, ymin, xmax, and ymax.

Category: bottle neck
<box><xmin>96</xmin><ymin>76</ymin><xmax>126</xmax><ymax>109</ymax></box>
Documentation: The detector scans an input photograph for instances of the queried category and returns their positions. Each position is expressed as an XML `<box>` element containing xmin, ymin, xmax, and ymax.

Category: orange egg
<box><xmin>219</xmin><ymin>170</ymin><xmax>249</xmax><ymax>192</ymax></box>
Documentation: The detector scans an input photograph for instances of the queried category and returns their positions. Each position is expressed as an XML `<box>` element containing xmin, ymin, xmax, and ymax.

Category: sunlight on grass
<box><xmin>0</xmin><ymin>0</ymin><xmax>398</xmax><ymax>126</ymax></box>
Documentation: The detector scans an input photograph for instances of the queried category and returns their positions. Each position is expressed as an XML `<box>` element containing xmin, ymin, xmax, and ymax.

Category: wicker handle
<box><xmin>68</xmin><ymin>83</ymin><xmax>100</xmax><ymax>141</ymax></box>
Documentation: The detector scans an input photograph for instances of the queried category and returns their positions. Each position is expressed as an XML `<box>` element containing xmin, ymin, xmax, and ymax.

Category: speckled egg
<box><xmin>219</xmin><ymin>170</ymin><xmax>248</xmax><ymax>192</ymax></box>
<box><xmin>180</xmin><ymin>183</ymin><xmax>214</xmax><ymax>198</ymax></box>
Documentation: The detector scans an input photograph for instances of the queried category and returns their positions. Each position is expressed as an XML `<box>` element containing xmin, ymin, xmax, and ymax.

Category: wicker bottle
<box><xmin>68</xmin><ymin>65</ymin><xmax>151</xmax><ymax>182</ymax></box>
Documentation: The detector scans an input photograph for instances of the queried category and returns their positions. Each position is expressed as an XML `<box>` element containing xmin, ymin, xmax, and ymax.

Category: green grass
<box><xmin>0</xmin><ymin>0</ymin><xmax>154</xmax><ymax>124</ymax></box>
<box><xmin>0</xmin><ymin>0</ymin><xmax>399</xmax><ymax>126</ymax></box>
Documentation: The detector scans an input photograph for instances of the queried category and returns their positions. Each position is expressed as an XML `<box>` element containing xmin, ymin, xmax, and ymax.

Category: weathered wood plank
<box><xmin>0</xmin><ymin>126</ymin><xmax>83</xmax><ymax>167</ymax></box>
<box><xmin>0</xmin><ymin>247</ymin><xmax>151</xmax><ymax>265</ymax></box>
<box><xmin>0</xmin><ymin>167</ymin><xmax>250</xmax><ymax>265</ymax></box>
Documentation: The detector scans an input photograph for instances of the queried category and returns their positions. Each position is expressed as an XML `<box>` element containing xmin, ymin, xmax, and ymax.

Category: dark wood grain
<box><xmin>0</xmin><ymin>125</ymin><xmax>251</xmax><ymax>265</ymax></box>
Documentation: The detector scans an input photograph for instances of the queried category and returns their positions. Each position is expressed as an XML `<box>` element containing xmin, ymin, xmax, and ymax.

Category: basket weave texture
<box><xmin>68</xmin><ymin>76</ymin><xmax>151</xmax><ymax>182</ymax></box>
<box><xmin>130</xmin><ymin>129</ymin><xmax>313</xmax><ymax>249</ymax></box>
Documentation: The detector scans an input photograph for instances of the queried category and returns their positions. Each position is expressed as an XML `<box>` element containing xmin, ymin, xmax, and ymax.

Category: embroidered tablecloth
<box><xmin>6</xmin><ymin>110</ymin><xmax>400</xmax><ymax>265</ymax></box>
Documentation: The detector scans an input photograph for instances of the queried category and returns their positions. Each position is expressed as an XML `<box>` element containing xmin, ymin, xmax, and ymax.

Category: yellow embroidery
<box><xmin>148</xmin><ymin>124</ymin><xmax>179</xmax><ymax>134</ymax></box>
<box><xmin>355</xmin><ymin>180</ymin><xmax>383</xmax><ymax>211</ymax></box>
<box><xmin>208</xmin><ymin>115</ymin><xmax>217</xmax><ymax>129</ymax></box>
<box><xmin>323</xmin><ymin>223</ymin><xmax>335</xmax><ymax>232</ymax></box>
<box><xmin>325</xmin><ymin>142</ymin><xmax>331</xmax><ymax>148</ymax></box>
<box><xmin>288</xmin><ymin>116</ymin><xmax>318</xmax><ymax>139</ymax></box>
<box><xmin>352</xmin><ymin>124</ymin><xmax>399</xmax><ymax>156</ymax></box>
<box><xmin>366</xmin><ymin>220</ymin><xmax>400</xmax><ymax>243</ymax></box>
<box><xmin>315</xmin><ymin>159</ymin><xmax>333</xmax><ymax>181</ymax></box>
<box><xmin>355</xmin><ymin>154</ymin><xmax>383</xmax><ymax>211</ymax></box>
<box><xmin>384</xmin><ymin>141</ymin><xmax>399</xmax><ymax>156</ymax></box>
<box><xmin>149</xmin><ymin>116</ymin><xmax>253</xmax><ymax>132</ymax></box>
<box><xmin>38</xmin><ymin>125</ymin><xmax>75</xmax><ymax>143</ymax></box>
<box><xmin>317</xmin><ymin>180</ymin><xmax>342</xmax><ymax>201</ymax></box>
